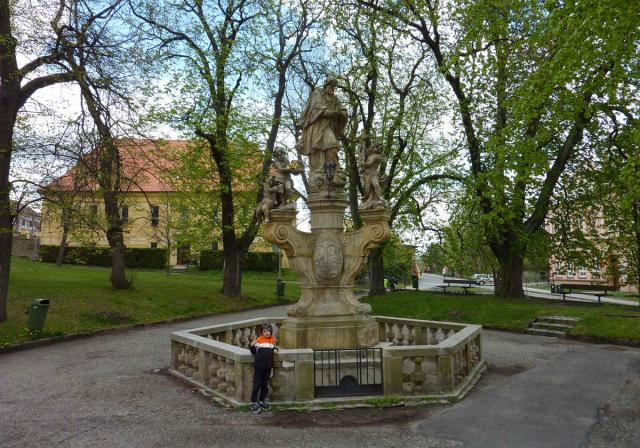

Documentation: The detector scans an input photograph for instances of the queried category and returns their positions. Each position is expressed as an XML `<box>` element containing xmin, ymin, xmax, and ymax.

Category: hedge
<box><xmin>199</xmin><ymin>250</ymin><xmax>277</xmax><ymax>272</ymax></box>
<box><xmin>39</xmin><ymin>245</ymin><xmax>167</xmax><ymax>269</ymax></box>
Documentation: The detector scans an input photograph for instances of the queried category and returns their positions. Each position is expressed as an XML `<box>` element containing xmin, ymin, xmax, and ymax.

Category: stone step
<box><xmin>525</xmin><ymin>328</ymin><xmax>566</xmax><ymax>337</ymax></box>
<box><xmin>530</xmin><ymin>322</ymin><xmax>573</xmax><ymax>331</ymax></box>
<box><xmin>536</xmin><ymin>316</ymin><xmax>581</xmax><ymax>325</ymax></box>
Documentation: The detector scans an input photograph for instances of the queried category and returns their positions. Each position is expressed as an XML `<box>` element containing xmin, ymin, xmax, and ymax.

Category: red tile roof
<box><xmin>45</xmin><ymin>139</ymin><xmax>194</xmax><ymax>193</ymax></box>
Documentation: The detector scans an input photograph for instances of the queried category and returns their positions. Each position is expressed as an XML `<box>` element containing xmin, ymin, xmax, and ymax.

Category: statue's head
<box><xmin>274</xmin><ymin>147</ymin><xmax>287</xmax><ymax>160</ymax></box>
<box><xmin>370</xmin><ymin>141</ymin><xmax>383</xmax><ymax>153</ymax></box>
<box><xmin>324</xmin><ymin>76</ymin><xmax>339</xmax><ymax>93</ymax></box>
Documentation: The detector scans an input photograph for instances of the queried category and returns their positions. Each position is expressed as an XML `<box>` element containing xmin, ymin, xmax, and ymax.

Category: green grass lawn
<box><xmin>4</xmin><ymin>258</ymin><xmax>640</xmax><ymax>347</ymax></box>
<box><xmin>1</xmin><ymin>257</ymin><xmax>300</xmax><ymax>346</ymax></box>
<box><xmin>364</xmin><ymin>290</ymin><xmax>640</xmax><ymax>342</ymax></box>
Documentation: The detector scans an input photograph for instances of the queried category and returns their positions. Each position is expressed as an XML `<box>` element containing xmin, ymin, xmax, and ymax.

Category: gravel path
<box><xmin>1</xmin><ymin>306</ymin><xmax>639</xmax><ymax>448</ymax></box>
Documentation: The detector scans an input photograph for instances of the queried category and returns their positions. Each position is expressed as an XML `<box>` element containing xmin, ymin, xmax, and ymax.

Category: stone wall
<box><xmin>12</xmin><ymin>236</ymin><xmax>39</xmax><ymax>261</ymax></box>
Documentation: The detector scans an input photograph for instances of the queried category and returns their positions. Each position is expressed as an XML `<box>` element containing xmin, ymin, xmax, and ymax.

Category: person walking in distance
<box><xmin>442</xmin><ymin>266</ymin><xmax>449</xmax><ymax>277</ymax></box>
<box><xmin>249</xmin><ymin>323</ymin><xmax>278</xmax><ymax>413</ymax></box>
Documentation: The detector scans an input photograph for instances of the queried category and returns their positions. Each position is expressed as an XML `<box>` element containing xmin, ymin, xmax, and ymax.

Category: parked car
<box><xmin>471</xmin><ymin>273</ymin><xmax>494</xmax><ymax>285</ymax></box>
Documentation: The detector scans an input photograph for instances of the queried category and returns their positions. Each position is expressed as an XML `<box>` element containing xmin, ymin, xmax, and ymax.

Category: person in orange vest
<box><xmin>249</xmin><ymin>322</ymin><xmax>279</xmax><ymax>413</ymax></box>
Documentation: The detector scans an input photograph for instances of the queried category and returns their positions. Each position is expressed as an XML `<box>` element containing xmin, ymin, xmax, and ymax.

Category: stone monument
<box><xmin>263</xmin><ymin>78</ymin><xmax>391</xmax><ymax>349</ymax></box>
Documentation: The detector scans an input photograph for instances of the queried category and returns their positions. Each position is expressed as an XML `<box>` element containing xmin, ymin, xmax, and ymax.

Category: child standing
<box><xmin>249</xmin><ymin>322</ymin><xmax>278</xmax><ymax>413</ymax></box>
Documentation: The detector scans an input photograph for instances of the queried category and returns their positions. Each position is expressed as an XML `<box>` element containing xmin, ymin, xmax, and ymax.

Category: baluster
<box><xmin>407</xmin><ymin>325</ymin><xmax>416</xmax><ymax>345</ymax></box>
<box><xmin>429</xmin><ymin>327</ymin><xmax>438</xmax><ymax>345</ymax></box>
<box><xmin>385</xmin><ymin>323</ymin><xmax>394</xmax><ymax>342</ymax></box>
<box><xmin>392</xmin><ymin>324</ymin><xmax>400</xmax><ymax>345</ymax></box>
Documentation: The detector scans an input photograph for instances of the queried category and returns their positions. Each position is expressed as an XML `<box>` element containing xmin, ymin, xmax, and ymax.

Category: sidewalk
<box><xmin>1</xmin><ymin>305</ymin><xmax>639</xmax><ymax>447</ymax></box>
<box><xmin>418</xmin><ymin>273</ymin><xmax>639</xmax><ymax>307</ymax></box>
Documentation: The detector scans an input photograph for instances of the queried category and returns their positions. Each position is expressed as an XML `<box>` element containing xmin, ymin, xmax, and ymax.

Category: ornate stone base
<box><xmin>278</xmin><ymin>314</ymin><xmax>379</xmax><ymax>350</ymax></box>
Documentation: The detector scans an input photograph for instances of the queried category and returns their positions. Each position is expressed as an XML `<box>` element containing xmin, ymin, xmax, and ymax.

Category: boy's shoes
<box><xmin>250</xmin><ymin>403</ymin><xmax>261</xmax><ymax>414</ymax></box>
<box><xmin>259</xmin><ymin>401</ymin><xmax>271</xmax><ymax>411</ymax></box>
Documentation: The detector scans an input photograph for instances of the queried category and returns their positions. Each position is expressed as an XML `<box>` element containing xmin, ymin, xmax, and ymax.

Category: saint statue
<box><xmin>273</xmin><ymin>147</ymin><xmax>302</xmax><ymax>208</ymax></box>
<box><xmin>360</xmin><ymin>141</ymin><xmax>389</xmax><ymax>210</ymax></box>
<box><xmin>295</xmin><ymin>77</ymin><xmax>348</xmax><ymax>174</ymax></box>
<box><xmin>255</xmin><ymin>176</ymin><xmax>281</xmax><ymax>223</ymax></box>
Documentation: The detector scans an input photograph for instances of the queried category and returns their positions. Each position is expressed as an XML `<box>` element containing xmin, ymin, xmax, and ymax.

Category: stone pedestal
<box><xmin>278</xmin><ymin>314</ymin><xmax>378</xmax><ymax>350</ymax></box>
<box><xmin>264</xmin><ymin>193</ymin><xmax>390</xmax><ymax>350</ymax></box>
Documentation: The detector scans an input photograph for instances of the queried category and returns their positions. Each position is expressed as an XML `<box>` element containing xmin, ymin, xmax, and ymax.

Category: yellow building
<box><xmin>40</xmin><ymin>139</ymin><xmax>274</xmax><ymax>267</ymax></box>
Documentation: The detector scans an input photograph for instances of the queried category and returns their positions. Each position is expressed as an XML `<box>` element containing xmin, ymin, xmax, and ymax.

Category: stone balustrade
<box><xmin>188</xmin><ymin>318</ymin><xmax>285</xmax><ymax>347</ymax></box>
<box><xmin>170</xmin><ymin>317</ymin><xmax>313</xmax><ymax>405</ymax></box>
<box><xmin>376</xmin><ymin>316</ymin><xmax>465</xmax><ymax>346</ymax></box>
<box><xmin>375</xmin><ymin>316</ymin><xmax>484</xmax><ymax>397</ymax></box>
<box><xmin>170</xmin><ymin>316</ymin><xmax>484</xmax><ymax>405</ymax></box>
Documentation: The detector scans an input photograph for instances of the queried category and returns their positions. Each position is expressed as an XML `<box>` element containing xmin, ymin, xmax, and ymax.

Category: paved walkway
<box><xmin>418</xmin><ymin>274</ymin><xmax>639</xmax><ymax>307</ymax></box>
<box><xmin>1</xmin><ymin>306</ymin><xmax>639</xmax><ymax>447</ymax></box>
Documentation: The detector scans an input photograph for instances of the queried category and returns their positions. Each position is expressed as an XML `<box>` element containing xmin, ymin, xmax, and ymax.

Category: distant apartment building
<box><xmin>13</xmin><ymin>204</ymin><xmax>41</xmax><ymax>237</ymax></box>
<box><xmin>546</xmin><ymin>212</ymin><xmax>636</xmax><ymax>293</ymax></box>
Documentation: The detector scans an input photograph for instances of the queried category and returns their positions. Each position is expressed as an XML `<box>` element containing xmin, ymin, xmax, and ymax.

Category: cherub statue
<box><xmin>360</xmin><ymin>141</ymin><xmax>389</xmax><ymax>210</ymax></box>
<box><xmin>255</xmin><ymin>176</ymin><xmax>282</xmax><ymax>223</ymax></box>
<box><xmin>273</xmin><ymin>147</ymin><xmax>303</xmax><ymax>209</ymax></box>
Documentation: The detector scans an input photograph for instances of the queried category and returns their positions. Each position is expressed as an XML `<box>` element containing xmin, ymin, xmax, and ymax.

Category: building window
<box><xmin>578</xmin><ymin>268</ymin><xmax>587</xmax><ymax>279</ymax></box>
<box><xmin>211</xmin><ymin>242</ymin><xmax>219</xmax><ymax>251</ymax></box>
<box><xmin>121</xmin><ymin>206</ymin><xmax>128</xmax><ymax>223</ymax></box>
<box><xmin>150</xmin><ymin>205</ymin><xmax>159</xmax><ymax>227</ymax></box>
<box><xmin>150</xmin><ymin>242</ymin><xmax>158</xmax><ymax>249</ymax></box>
<box><xmin>90</xmin><ymin>205</ymin><xmax>98</xmax><ymax>218</ymax></box>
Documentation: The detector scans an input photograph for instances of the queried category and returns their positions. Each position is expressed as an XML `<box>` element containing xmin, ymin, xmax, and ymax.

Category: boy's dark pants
<box><xmin>251</xmin><ymin>368</ymin><xmax>270</xmax><ymax>402</ymax></box>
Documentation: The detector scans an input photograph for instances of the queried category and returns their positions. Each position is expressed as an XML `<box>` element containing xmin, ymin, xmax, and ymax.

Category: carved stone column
<box><xmin>264</xmin><ymin>192</ymin><xmax>390</xmax><ymax>349</ymax></box>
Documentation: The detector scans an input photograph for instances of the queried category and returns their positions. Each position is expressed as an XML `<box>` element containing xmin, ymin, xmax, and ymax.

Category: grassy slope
<box><xmin>1</xmin><ymin>257</ymin><xmax>299</xmax><ymax>346</ymax></box>
<box><xmin>364</xmin><ymin>291</ymin><xmax>640</xmax><ymax>342</ymax></box>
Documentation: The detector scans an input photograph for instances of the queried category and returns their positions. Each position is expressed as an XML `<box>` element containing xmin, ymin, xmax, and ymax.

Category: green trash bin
<box><xmin>276</xmin><ymin>278</ymin><xmax>285</xmax><ymax>297</ymax></box>
<box><xmin>27</xmin><ymin>299</ymin><xmax>50</xmax><ymax>330</ymax></box>
<box><xmin>412</xmin><ymin>275</ymin><xmax>419</xmax><ymax>290</ymax></box>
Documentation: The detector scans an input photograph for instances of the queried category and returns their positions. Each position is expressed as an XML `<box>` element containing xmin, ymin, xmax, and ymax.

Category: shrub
<box><xmin>125</xmin><ymin>248</ymin><xmax>166</xmax><ymax>269</ymax></box>
<box><xmin>198</xmin><ymin>250</ymin><xmax>277</xmax><ymax>271</ymax></box>
<box><xmin>245</xmin><ymin>252</ymin><xmax>277</xmax><ymax>272</ymax></box>
<box><xmin>39</xmin><ymin>245</ymin><xmax>166</xmax><ymax>269</ymax></box>
<box><xmin>199</xmin><ymin>250</ymin><xmax>224</xmax><ymax>270</ymax></box>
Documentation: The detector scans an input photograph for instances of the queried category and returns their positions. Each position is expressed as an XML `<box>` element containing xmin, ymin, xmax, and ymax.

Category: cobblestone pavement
<box><xmin>1</xmin><ymin>306</ymin><xmax>638</xmax><ymax>448</ymax></box>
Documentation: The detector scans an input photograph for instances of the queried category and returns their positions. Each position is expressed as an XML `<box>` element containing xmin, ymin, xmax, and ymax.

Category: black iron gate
<box><xmin>313</xmin><ymin>348</ymin><xmax>383</xmax><ymax>397</ymax></box>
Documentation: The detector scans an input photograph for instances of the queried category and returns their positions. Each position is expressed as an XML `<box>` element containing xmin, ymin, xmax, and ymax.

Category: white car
<box><xmin>471</xmin><ymin>273</ymin><xmax>494</xmax><ymax>285</ymax></box>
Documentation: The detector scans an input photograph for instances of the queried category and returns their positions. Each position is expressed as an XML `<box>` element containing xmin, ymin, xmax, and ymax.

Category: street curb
<box><xmin>0</xmin><ymin>302</ymin><xmax>290</xmax><ymax>355</ymax></box>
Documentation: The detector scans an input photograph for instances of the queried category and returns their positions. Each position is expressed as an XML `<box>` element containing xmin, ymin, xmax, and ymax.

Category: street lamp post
<box><xmin>273</xmin><ymin>245</ymin><xmax>285</xmax><ymax>297</ymax></box>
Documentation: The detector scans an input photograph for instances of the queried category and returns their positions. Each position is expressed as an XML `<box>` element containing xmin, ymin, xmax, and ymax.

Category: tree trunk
<box><xmin>0</xmin><ymin>107</ymin><xmax>17</xmax><ymax>323</ymax></box>
<box><xmin>56</xmin><ymin>224</ymin><xmax>69</xmax><ymax>266</ymax></box>
<box><xmin>0</xmin><ymin>205</ymin><xmax>12</xmax><ymax>322</ymax></box>
<box><xmin>493</xmin><ymin>246</ymin><xmax>525</xmax><ymax>298</ymax></box>
<box><xmin>106</xmin><ymin>225</ymin><xmax>129</xmax><ymax>289</ymax></box>
<box><xmin>165</xmin><ymin>241</ymin><xmax>171</xmax><ymax>275</ymax></box>
<box><xmin>104</xmin><ymin>192</ymin><xmax>129</xmax><ymax>289</ymax></box>
<box><xmin>223</xmin><ymin>246</ymin><xmax>243</xmax><ymax>297</ymax></box>
<box><xmin>368</xmin><ymin>247</ymin><xmax>386</xmax><ymax>296</ymax></box>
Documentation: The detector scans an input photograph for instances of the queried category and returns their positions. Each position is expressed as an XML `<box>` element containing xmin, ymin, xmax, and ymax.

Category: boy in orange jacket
<box><xmin>249</xmin><ymin>322</ymin><xmax>278</xmax><ymax>413</ymax></box>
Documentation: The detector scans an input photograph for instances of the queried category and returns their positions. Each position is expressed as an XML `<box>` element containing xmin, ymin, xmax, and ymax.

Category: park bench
<box><xmin>555</xmin><ymin>283</ymin><xmax>617</xmax><ymax>304</ymax></box>
<box><xmin>436</xmin><ymin>278</ymin><xmax>475</xmax><ymax>295</ymax></box>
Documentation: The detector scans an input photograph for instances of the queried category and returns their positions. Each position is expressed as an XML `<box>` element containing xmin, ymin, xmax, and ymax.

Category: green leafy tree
<box><xmin>358</xmin><ymin>0</ymin><xmax>640</xmax><ymax>297</ymax></box>
<box><xmin>132</xmin><ymin>0</ymin><xmax>321</xmax><ymax>296</ymax></box>
<box><xmin>0</xmin><ymin>0</ymin><xmax>124</xmax><ymax>320</ymax></box>
<box><xmin>330</xmin><ymin>3</ymin><xmax>462</xmax><ymax>295</ymax></box>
